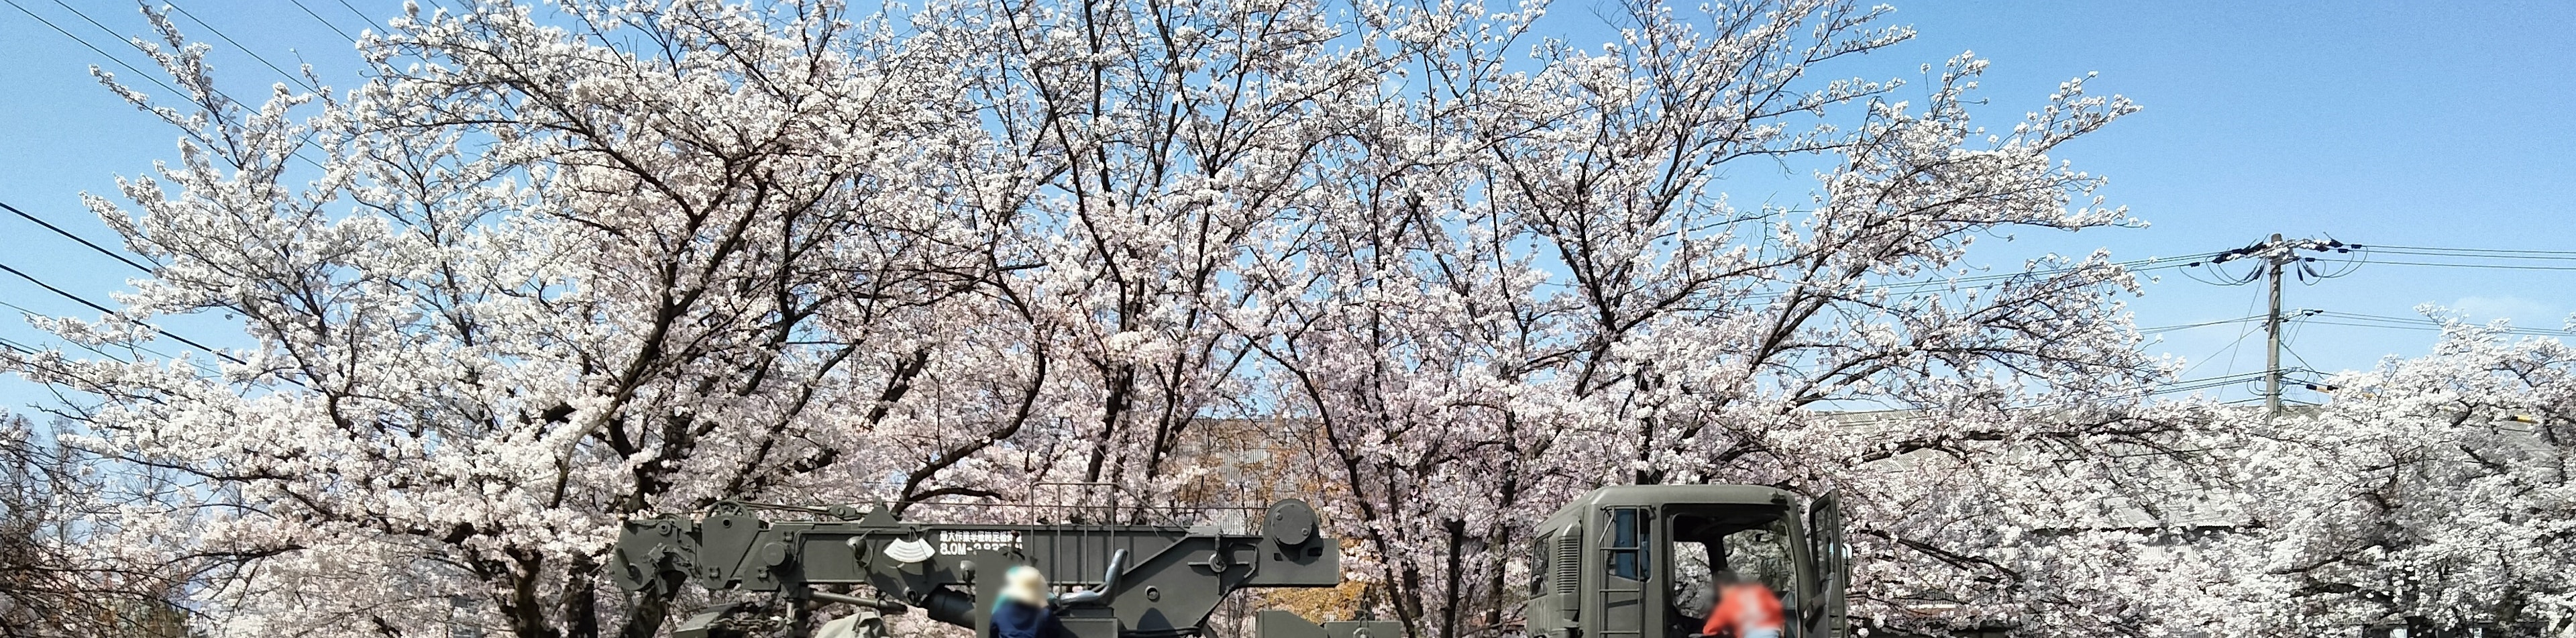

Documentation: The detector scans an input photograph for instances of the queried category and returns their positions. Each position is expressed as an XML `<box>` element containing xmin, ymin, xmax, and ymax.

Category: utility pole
<box><xmin>2191</xmin><ymin>234</ymin><xmax>2361</xmax><ymax>415</ymax></box>
<box><xmin>2265</xmin><ymin>233</ymin><xmax>2285</xmax><ymax>416</ymax></box>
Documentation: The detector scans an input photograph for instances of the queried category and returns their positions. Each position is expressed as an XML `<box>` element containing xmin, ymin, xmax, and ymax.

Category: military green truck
<box><xmin>610</xmin><ymin>485</ymin><xmax>1848</xmax><ymax>638</ymax></box>
<box><xmin>1519</xmin><ymin>486</ymin><xmax>1848</xmax><ymax>638</ymax></box>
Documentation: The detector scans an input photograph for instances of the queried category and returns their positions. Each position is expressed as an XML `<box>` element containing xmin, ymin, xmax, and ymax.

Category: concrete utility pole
<box><xmin>2265</xmin><ymin>233</ymin><xmax>2285</xmax><ymax>416</ymax></box>
<box><xmin>2193</xmin><ymin>233</ymin><xmax>2361</xmax><ymax>415</ymax></box>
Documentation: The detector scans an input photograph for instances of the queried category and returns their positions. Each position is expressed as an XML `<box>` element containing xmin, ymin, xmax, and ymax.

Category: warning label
<box><xmin>938</xmin><ymin>530</ymin><xmax>1020</xmax><ymax>555</ymax></box>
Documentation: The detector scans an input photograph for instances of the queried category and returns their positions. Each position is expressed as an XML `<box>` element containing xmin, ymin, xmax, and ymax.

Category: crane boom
<box><xmin>611</xmin><ymin>500</ymin><xmax>1360</xmax><ymax>638</ymax></box>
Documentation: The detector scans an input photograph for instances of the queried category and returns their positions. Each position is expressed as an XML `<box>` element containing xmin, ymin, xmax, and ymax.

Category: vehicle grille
<box><xmin>1554</xmin><ymin>531</ymin><xmax>1580</xmax><ymax>594</ymax></box>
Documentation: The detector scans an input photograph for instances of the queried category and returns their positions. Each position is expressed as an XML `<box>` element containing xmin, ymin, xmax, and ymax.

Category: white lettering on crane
<box><xmin>937</xmin><ymin>530</ymin><xmax>1021</xmax><ymax>555</ymax></box>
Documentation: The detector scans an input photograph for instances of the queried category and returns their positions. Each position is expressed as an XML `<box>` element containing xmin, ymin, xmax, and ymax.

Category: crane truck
<box><xmin>610</xmin><ymin>486</ymin><xmax>1849</xmax><ymax>638</ymax></box>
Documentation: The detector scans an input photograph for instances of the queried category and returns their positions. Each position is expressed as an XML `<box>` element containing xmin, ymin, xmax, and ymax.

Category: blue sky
<box><xmin>3</xmin><ymin>1</ymin><xmax>2572</xmax><ymax>411</ymax></box>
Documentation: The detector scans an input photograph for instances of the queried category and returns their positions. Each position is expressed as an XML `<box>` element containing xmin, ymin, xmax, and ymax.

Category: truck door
<box><xmin>1596</xmin><ymin>507</ymin><xmax>1654</xmax><ymax>638</ymax></box>
<box><xmin>1805</xmin><ymin>494</ymin><xmax>1847</xmax><ymax>638</ymax></box>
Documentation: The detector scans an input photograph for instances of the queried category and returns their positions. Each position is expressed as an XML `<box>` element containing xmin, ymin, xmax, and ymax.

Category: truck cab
<box><xmin>1522</xmin><ymin>486</ymin><xmax>1848</xmax><ymax>638</ymax></box>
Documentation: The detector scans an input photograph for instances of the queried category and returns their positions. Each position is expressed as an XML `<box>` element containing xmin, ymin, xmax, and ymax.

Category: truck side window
<box><xmin>1670</xmin><ymin>539</ymin><xmax>1714</xmax><ymax>614</ymax></box>
<box><xmin>1607</xmin><ymin>508</ymin><xmax>1650</xmax><ymax>581</ymax></box>
<box><xmin>1723</xmin><ymin>517</ymin><xmax>1797</xmax><ymax>613</ymax></box>
<box><xmin>1532</xmin><ymin>532</ymin><xmax>1552</xmax><ymax>596</ymax></box>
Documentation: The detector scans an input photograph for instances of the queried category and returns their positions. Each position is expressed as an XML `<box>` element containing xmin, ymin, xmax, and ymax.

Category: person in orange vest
<box><xmin>1699</xmin><ymin>571</ymin><xmax>1785</xmax><ymax>638</ymax></box>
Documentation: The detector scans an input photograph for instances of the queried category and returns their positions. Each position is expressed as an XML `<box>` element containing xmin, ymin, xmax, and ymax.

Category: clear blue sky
<box><xmin>3</xmin><ymin>1</ymin><xmax>2573</xmax><ymax>411</ymax></box>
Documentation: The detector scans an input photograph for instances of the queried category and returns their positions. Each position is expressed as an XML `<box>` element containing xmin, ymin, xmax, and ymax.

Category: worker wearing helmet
<box><xmin>993</xmin><ymin>566</ymin><xmax>1071</xmax><ymax>638</ymax></box>
<box><xmin>1700</xmin><ymin>571</ymin><xmax>1784</xmax><ymax>638</ymax></box>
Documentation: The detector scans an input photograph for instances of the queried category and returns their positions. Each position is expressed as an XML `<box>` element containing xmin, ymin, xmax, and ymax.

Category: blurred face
<box><xmin>1004</xmin><ymin>567</ymin><xmax>1049</xmax><ymax>604</ymax></box>
<box><xmin>1731</xmin><ymin>596</ymin><xmax>1764</xmax><ymax>626</ymax></box>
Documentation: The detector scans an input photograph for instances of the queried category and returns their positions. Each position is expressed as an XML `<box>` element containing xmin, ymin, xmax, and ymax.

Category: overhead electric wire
<box><xmin>0</xmin><ymin>299</ymin><xmax>228</xmax><ymax>379</ymax></box>
<box><xmin>1</xmin><ymin>201</ymin><xmax>152</xmax><ymax>272</ymax></box>
<box><xmin>15</xmin><ymin>0</ymin><xmax>329</xmax><ymax>171</ymax></box>
<box><xmin>1</xmin><ymin>0</ymin><xmax>219</xmax><ymax>152</ymax></box>
<box><xmin>163</xmin><ymin>1</ymin><xmax>321</xmax><ymax>93</ymax></box>
<box><xmin>2291</xmin><ymin>309</ymin><xmax>2576</xmax><ymax>337</ymax></box>
<box><xmin>2356</xmin><ymin>260</ymin><xmax>2576</xmax><ymax>272</ymax></box>
<box><xmin>2364</xmin><ymin>249</ymin><xmax>2576</xmax><ymax>261</ymax></box>
<box><xmin>328</xmin><ymin>0</ymin><xmax>385</xmax><ymax>35</ymax></box>
<box><xmin>285</xmin><ymin>0</ymin><xmax>357</xmax><ymax>42</ymax></box>
<box><xmin>1843</xmin><ymin>370</ymin><xmax>2288</xmax><ymax>423</ymax></box>
<box><xmin>2312</xmin><ymin>311</ymin><xmax>2451</xmax><ymax>326</ymax></box>
<box><xmin>2222</xmin><ymin>396</ymin><xmax>2319</xmax><ymax>407</ymax></box>
<box><xmin>0</xmin><ymin>262</ymin><xmax>246</xmax><ymax>366</ymax></box>
<box><xmin>2296</xmin><ymin>314</ymin><xmax>2576</xmax><ymax>338</ymax></box>
<box><xmin>2370</xmin><ymin>245</ymin><xmax>2576</xmax><ymax>257</ymax></box>
<box><xmin>48</xmin><ymin>0</ymin><xmax>259</xmax><ymax>102</ymax></box>
<box><xmin>2169</xmin><ymin>293</ymin><xmax>2267</xmax><ymax>382</ymax></box>
<box><xmin>2138</xmin><ymin>315</ymin><xmax>2267</xmax><ymax>335</ymax></box>
<box><xmin>2159</xmin><ymin>370</ymin><xmax>2281</xmax><ymax>392</ymax></box>
<box><xmin>0</xmin><ymin>335</ymin><xmax>126</xmax><ymax>386</ymax></box>
<box><xmin>2277</xmin><ymin>339</ymin><xmax>2322</xmax><ymax>378</ymax></box>
<box><xmin>1727</xmin><ymin>251</ymin><xmax>2228</xmax><ymax>307</ymax></box>
<box><xmin>0</xmin><ymin>298</ymin><xmax>191</xmax><ymax>366</ymax></box>
<box><xmin>2319</xmin><ymin>244</ymin><xmax>2576</xmax><ymax>270</ymax></box>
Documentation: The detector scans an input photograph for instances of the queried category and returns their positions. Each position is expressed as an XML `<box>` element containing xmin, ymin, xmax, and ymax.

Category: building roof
<box><xmin>1537</xmin><ymin>484</ymin><xmax>1796</xmax><ymax>530</ymax></box>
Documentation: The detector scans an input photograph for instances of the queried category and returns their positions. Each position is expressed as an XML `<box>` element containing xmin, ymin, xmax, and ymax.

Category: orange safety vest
<box><xmin>1700</xmin><ymin>583</ymin><xmax>1784</xmax><ymax>638</ymax></box>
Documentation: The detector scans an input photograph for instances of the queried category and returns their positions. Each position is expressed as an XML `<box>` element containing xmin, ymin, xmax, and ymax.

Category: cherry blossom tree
<box><xmin>11</xmin><ymin>2</ymin><xmax>1054</xmax><ymax>636</ymax></box>
<box><xmin>1232</xmin><ymin>3</ymin><xmax>2176</xmax><ymax>637</ymax></box>
<box><xmin>0</xmin><ymin>412</ymin><xmax>203</xmax><ymax>638</ymax></box>
<box><xmin>2176</xmin><ymin>321</ymin><xmax>2576</xmax><ymax>636</ymax></box>
<box><xmin>0</xmin><ymin>0</ymin><xmax>2230</xmax><ymax>637</ymax></box>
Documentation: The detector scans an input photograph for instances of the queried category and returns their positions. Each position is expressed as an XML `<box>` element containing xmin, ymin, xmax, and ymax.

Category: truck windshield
<box><xmin>1668</xmin><ymin>507</ymin><xmax>1797</xmax><ymax>624</ymax></box>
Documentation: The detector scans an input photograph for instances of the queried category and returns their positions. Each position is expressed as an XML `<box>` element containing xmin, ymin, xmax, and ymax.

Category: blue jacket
<box><xmin>991</xmin><ymin>599</ymin><xmax>1069</xmax><ymax>638</ymax></box>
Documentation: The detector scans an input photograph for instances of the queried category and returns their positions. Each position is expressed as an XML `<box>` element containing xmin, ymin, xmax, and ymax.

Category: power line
<box><xmin>2172</xmin><ymin>293</ymin><xmax>2267</xmax><ymax>383</ymax></box>
<box><xmin>47</xmin><ymin>0</ymin><xmax>252</xmax><ymax>102</ymax></box>
<box><xmin>0</xmin><ymin>298</ymin><xmax>205</xmax><ymax>370</ymax></box>
<box><xmin>2357</xmin><ymin>260</ymin><xmax>2576</xmax><ymax>272</ymax></box>
<box><xmin>2365</xmin><ymin>249</ymin><xmax>2576</xmax><ymax>261</ymax></box>
<box><xmin>2186</xmin><ymin>235</ymin><xmax>2367</xmax><ymax>413</ymax></box>
<box><xmin>1725</xmin><ymin>251</ymin><xmax>2226</xmax><ymax>307</ymax></box>
<box><xmin>2308</xmin><ymin>319</ymin><xmax>2565</xmax><ymax>339</ymax></box>
<box><xmin>0</xmin><ymin>201</ymin><xmax>153</xmax><ymax>272</ymax></box>
<box><xmin>148</xmin><ymin>1</ymin><xmax>344</xmax><ymax>174</ymax></box>
<box><xmin>2277</xmin><ymin>338</ymin><xmax>2321</xmax><ymax>378</ymax></box>
<box><xmin>2370</xmin><ymin>245</ymin><xmax>2576</xmax><ymax>258</ymax></box>
<box><xmin>163</xmin><ymin>1</ymin><xmax>322</xmax><ymax>93</ymax></box>
<box><xmin>286</xmin><ymin>0</ymin><xmax>358</xmax><ymax>42</ymax></box>
<box><xmin>1837</xmin><ymin>369</ymin><xmax>2290</xmax><ymax>423</ymax></box>
<box><xmin>0</xmin><ymin>262</ymin><xmax>246</xmax><ymax>366</ymax></box>
<box><xmin>2150</xmin><ymin>370</ymin><xmax>2283</xmax><ymax>396</ymax></box>
<box><xmin>328</xmin><ymin>0</ymin><xmax>386</xmax><ymax>35</ymax></box>
<box><xmin>0</xmin><ymin>335</ymin><xmax>130</xmax><ymax>387</ymax></box>
<box><xmin>2184</xmin><ymin>236</ymin><xmax>2366</xmax><ymax>287</ymax></box>
<box><xmin>2167</xmin><ymin>236</ymin><xmax>2576</xmax><ymax>411</ymax></box>
<box><xmin>2311</xmin><ymin>311</ymin><xmax>2447</xmax><ymax>325</ymax></box>
<box><xmin>13</xmin><ymin>0</ymin><xmax>330</xmax><ymax>171</ymax></box>
<box><xmin>1</xmin><ymin>0</ymin><xmax>218</xmax><ymax>152</ymax></box>
<box><xmin>2139</xmin><ymin>315</ymin><xmax>2266</xmax><ymax>335</ymax></box>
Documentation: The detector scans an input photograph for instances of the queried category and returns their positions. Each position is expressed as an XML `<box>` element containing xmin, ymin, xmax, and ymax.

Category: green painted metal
<box><xmin>612</xmin><ymin>500</ymin><xmax>1343</xmax><ymax>638</ymax></box>
<box><xmin>1521</xmin><ymin>486</ymin><xmax>1848</xmax><ymax>638</ymax></box>
<box><xmin>612</xmin><ymin>486</ymin><xmax>1850</xmax><ymax>638</ymax></box>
